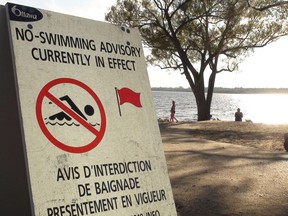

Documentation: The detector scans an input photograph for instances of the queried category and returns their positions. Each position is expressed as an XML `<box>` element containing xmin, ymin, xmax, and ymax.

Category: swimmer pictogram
<box><xmin>36</xmin><ymin>78</ymin><xmax>106</xmax><ymax>153</ymax></box>
<box><xmin>45</xmin><ymin>95</ymin><xmax>99</xmax><ymax>127</ymax></box>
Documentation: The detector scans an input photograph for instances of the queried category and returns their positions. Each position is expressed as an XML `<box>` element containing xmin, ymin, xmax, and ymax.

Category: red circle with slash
<box><xmin>36</xmin><ymin>78</ymin><xmax>106</xmax><ymax>153</ymax></box>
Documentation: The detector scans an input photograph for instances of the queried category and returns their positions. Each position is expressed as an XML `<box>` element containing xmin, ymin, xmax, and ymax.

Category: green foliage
<box><xmin>106</xmin><ymin>0</ymin><xmax>288</xmax><ymax>75</ymax></box>
<box><xmin>106</xmin><ymin>0</ymin><xmax>288</xmax><ymax>120</ymax></box>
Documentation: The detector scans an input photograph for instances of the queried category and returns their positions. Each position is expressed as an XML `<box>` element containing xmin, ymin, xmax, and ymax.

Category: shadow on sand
<box><xmin>161</xmin><ymin>123</ymin><xmax>288</xmax><ymax>216</ymax></box>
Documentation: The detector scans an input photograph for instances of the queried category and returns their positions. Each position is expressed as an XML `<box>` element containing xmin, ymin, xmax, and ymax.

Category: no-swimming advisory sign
<box><xmin>3</xmin><ymin>2</ymin><xmax>177</xmax><ymax>216</ymax></box>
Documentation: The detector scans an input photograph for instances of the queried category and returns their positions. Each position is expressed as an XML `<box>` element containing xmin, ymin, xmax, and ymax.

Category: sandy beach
<box><xmin>160</xmin><ymin>121</ymin><xmax>288</xmax><ymax>152</ymax></box>
<box><xmin>160</xmin><ymin>121</ymin><xmax>288</xmax><ymax>216</ymax></box>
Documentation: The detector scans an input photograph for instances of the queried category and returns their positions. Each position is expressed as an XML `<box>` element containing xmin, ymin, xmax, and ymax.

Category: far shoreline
<box><xmin>152</xmin><ymin>87</ymin><xmax>288</xmax><ymax>94</ymax></box>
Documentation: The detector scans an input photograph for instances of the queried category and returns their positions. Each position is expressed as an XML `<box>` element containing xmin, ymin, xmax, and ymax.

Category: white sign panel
<box><xmin>6</xmin><ymin>3</ymin><xmax>176</xmax><ymax>216</ymax></box>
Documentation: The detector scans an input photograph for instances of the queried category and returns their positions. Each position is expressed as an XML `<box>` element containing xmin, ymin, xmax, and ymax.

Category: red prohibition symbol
<box><xmin>36</xmin><ymin>78</ymin><xmax>106</xmax><ymax>153</ymax></box>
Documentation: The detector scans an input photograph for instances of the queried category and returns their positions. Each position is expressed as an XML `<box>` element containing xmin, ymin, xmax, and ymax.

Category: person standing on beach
<box><xmin>235</xmin><ymin>108</ymin><xmax>243</xmax><ymax>121</ymax></box>
<box><xmin>170</xmin><ymin>100</ymin><xmax>178</xmax><ymax>123</ymax></box>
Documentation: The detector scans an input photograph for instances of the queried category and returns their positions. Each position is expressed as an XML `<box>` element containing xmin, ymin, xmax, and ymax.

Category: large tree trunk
<box><xmin>194</xmin><ymin>94</ymin><xmax>211</xmax><ymax>121</ymax></box>
<box><xmin>206</xmin><ymin>69</ymin><xmax>217</xmax><ymax>118</ymax></box>
<box><xmin>192</xmin><ymin>75</ymin><xmax>211</xmax><ymax>121</ymax></box>
<box><xmin>192</xmin><ymin>69</ymin><xmax>217</xmax><ymax>121</ymax></box>
<box><xmin>196</xmin><ymin>99</ymin><xmax>211</xmax><ymax>121</ymax></box>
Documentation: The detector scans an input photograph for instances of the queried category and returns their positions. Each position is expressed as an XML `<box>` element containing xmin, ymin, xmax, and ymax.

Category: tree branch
<box><xmin>246</xmin><ymin>0</ymin><xmax>288</xmax><ymax>11</ymax></box>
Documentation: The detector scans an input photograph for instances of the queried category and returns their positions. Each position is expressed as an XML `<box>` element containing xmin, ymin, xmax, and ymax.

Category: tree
<box><xmin>245</xmin><ymin>0</ymin><xmax>288</xmax><ymax>11</ymax></box>
<box><xmin>106</xmin><ymin>0</ymin><xmax>288</xmax><ymax>121</ymax></box>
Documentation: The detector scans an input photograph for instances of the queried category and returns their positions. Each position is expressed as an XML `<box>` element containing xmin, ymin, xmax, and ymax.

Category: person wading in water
<box><xmin>170</xmin><ymin>100</ymin><xmax>178</xmax><ymax>123</ymax></box>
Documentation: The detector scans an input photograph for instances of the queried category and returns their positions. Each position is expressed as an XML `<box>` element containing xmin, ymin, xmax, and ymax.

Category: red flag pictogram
<box><xmin>117</xmin><ymin>87</ymin><xmax>142</xmax><ymax>107</ymax></box>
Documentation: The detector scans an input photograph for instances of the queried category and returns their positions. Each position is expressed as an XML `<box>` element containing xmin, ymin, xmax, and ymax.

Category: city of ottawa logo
<box><xmin>36</xmin><ymin>78</ymin><xmax>106</xmax><ymax>154</ymax></box>
<box><xmin>8</xmin><ymin>3</ymin><xmax>43</xmax><ymax>22</ymax></box>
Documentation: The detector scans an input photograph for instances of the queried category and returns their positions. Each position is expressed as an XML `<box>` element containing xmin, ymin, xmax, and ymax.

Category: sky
<box><xmin>1</xmin><ymin>0</ymin><xmax>288</xmax><ymax>89</ymax></box>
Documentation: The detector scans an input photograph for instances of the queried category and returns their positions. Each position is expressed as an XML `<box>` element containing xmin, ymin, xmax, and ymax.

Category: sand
<box><xmin>160</xmin><ymin>121</ymin><xmax>288</xmax><ymax>216</ymax></box>
<box><xmin>160</xmin><ymin>121</ymin><xmax>288</xmax><ymax>152</ymax></box>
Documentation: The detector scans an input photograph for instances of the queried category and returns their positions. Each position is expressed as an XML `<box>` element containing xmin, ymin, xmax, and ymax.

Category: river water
<box><xmin>152</xmin><ymin>91</ymin><xmax>288</xmax><ymax>124</ymax></box>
